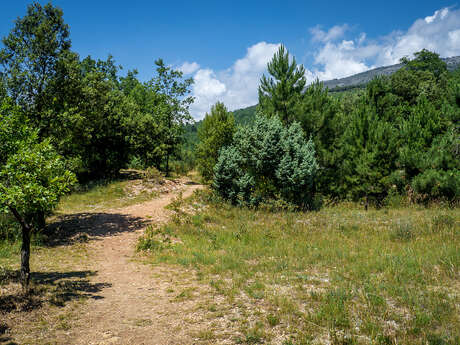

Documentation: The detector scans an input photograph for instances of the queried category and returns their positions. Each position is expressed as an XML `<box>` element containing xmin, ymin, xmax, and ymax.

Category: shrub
<box><xmin>213</xmin><ymin>115</ymin><xmax>318</xmax><ymax>208</ymax></box>
<box><xmin>0</xmin><ymin>213</ymin><xmax>21</xmax><ymax>242</ymax></box>
<box><xmin>142</xmin><ymin>167</ymin><xmax>163</xmax><ymax>183</ymax></box>
<box><xmin>411</xmin><ymin>169</ymin><xmax>460</xmax><ymax>202</ymax></box>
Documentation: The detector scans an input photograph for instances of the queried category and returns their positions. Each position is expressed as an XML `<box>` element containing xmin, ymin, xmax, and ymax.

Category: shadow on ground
<box><xmin>0</xmin><ymin>269</ymin><xmax>111</xmax><ymax>314</ymax></box>
<box><xmin>184</xmin><ymin>180</ymin><xmax>201</xmax><ymax>185</ymax></box>
<box><xmin>44</xmin><ymin>212</ymin><xmax>149</xmax><ymax>246</ymax></box>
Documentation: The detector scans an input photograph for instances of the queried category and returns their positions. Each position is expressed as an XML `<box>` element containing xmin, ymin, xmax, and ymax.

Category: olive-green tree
<box><xmin>0</xmin><ymin>2</ymin><xmax>71</xmax><ymax>135</ymax></box>
<box><xmin>148</xmin><ymin>59</ymin><xmax>194</xmax><ymax>175</ymax></box>
<box><xmin>196</xmin><ymin>102</ymin><xmax>235</xmax><ymax>182</ymax></box>
<box><xmin>0</xmin><ymin>98</ymin><xmax>75</xmax><ymax>289</ymax></box>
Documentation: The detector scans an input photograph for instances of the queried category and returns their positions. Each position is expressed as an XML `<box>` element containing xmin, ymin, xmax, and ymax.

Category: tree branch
<box><xmin>8</xmin><ymin>206</ymin><xmax>31</xmax><ymax>231</ymax></box>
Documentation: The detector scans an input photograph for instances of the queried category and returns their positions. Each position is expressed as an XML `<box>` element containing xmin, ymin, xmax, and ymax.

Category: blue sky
<box><xmin>1</xmin><ymin>1</ymin><xmax>459</xmax><ymax>119</ymax></box>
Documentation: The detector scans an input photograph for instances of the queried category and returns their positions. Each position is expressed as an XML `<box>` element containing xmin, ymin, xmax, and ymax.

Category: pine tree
<box><xmin>258</xmin><ymin>45</ymin><xmax>306</xmax><ymax>124</ymax></box>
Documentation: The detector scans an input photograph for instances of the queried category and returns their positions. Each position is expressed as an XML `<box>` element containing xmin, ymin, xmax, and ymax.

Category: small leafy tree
<box><xmin>0</xmin><ymin>99</ymin><xmax>75</xmax><ymax>289</ymax></box>
<box><xmin>149</xmin><ymin>59</ymin><xmax>194</xmax><ymax>175</ymax></box>
<box><xmin>196</xmin><ymin>102</ymin><xmax>235</xmax><ymax>182</ymax></box>
<box><xmin>213</xmin><ymin>115</ymin><xmax>318</xmax><ymax>208</ymax></box>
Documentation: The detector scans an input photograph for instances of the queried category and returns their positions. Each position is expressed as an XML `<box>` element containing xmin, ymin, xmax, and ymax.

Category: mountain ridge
<box><xmin>323</xmin><ymin>56</ymin><xmax>460</xmax><ymax>91</ymax></box>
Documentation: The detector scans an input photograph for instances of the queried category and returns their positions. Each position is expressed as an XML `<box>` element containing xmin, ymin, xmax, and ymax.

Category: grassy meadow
<box><xmin>139</xmin><ymin>190</ymin><xmax>460</xmax><ymax>344</ymax></box>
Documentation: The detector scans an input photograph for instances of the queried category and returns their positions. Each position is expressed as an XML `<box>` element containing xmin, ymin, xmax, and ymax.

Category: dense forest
<box><xmin>1</xmin><ymin>2</ymin><xmax>459</xmax><ymax>288</ymax></box>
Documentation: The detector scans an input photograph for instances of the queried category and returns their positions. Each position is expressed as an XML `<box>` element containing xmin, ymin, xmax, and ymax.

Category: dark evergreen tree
<box><xmin>258</xmin><ymin>45</ymin><xmax>306</xmax><ymax>124</ymax></box>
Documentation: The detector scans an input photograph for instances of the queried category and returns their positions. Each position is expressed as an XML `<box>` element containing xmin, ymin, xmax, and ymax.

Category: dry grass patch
<box><xmin>139</xmin><ymin>190</ymin><xmax>460</xmax><ymax>344</ymax></box>
<box><xmin>0</xmin><ymin>241</ymin><xmax>103</xmax><ymax>345</ymax></box>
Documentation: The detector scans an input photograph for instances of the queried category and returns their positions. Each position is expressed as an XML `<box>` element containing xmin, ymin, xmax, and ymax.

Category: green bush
<box><xmin>411</xmin><ymin>169</ymin><xmax>460</xmax><ymax>202</ymax></box>
<box><xmin>213</xmin><ymin>115</ymin><xmax>318</xmax><ymax>208</ymax></box>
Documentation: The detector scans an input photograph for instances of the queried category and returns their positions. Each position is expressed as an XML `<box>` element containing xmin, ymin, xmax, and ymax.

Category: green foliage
<box><xmin>213</xmin><ymin>115</ymin><xmax>318</xmax><ymax>208</ymax></box>
<box><xmin>1</xmin><ymin>2</ymin><xmax>458</xmax><ymax>204</ymax></box>
<box><xmin>72</xmin><ymin>56</ymin><xmax>134</xmax><ymax>177</ymax></box>
<box><xmin>400</xmin><ymin>49</ymin><xmax>448</xmax><ymax>79</ymax></box>
<box><xmin>196</xmin><ymin>102</ymin><xmax>235</xmax><ymax>182</ymax></box>
<box><xmin>0</xmin><ymin>2</ymin><xmax>71</xmax><ymax>128</ymax></box>
<box><xmin>338</xmin><ymin>100</ymin><xmax>398</xmax><ymax>201</ymax></box>
<box><xmin>1</xmin><ymin>4</ymin><xmax>194</xmax><ymax>180</ymax></box>
<box><xmin>149</xmin><ymin>59</ymin><xmax>194</xmax><ymax>175</ymax></box>
<box><xmin>0</xmin><ymin>214</ymin><xmax>21</xmax><ymax>243</ymax></box>
<box><xmin>0</xmin><ymin>98</ymin><xmax>76</xmax><ymax>226</ymax></box>
<box><xmin>258</xmin><ymin>45</ymin><xmax>306</xmax><ymax>124</ymax></box>
<box><xmin>0</xmin><ymin>94</ymin><xmax>75</xmax><ymax>288</ymax></box>
<box><xmin>256</xmin><ymin>48</ymin><xmax>459</xmax><ymax>202</ymax></box>
<box><xmin>142</xmin><ymin>167</ymin><xmax>163</xmax><ymax>183</ymax></box>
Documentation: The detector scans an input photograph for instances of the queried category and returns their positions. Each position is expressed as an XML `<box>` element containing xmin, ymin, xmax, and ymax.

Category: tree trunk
<box><xmin>20</xmin><ymin>226</ymin><xmax>31</xmax><ymax>290</ymax></box>
<box><xmin>9</xmin><ymin>207</ymin><xmax>32</xmax><ymax>291</ymax></box>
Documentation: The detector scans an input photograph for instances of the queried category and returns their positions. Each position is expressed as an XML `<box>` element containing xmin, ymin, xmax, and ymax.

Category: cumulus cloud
<box><xmin>310</xmin><ymin>7</ymin><xmax>460</xmax><ymax>80</ymax></box>
<box><xmin>184</xmin><ymin>7</ymin><xmax>460</xmax><ymax>119</ymax></box>
<box><xmin>425</xmin><ymin>8</ymin><xmax>449</xmax><ymax>24</ymax></box>
<box><xmin>178</xmin><ymin>61</ymin><xmax>200</xmax><ymax>75</ymax></box>
<box><xmin>188</xmin><ymin>42</ymin><xmax>280</xmax><ymax>119</ymax></box>
<box><xmin>310</xmin><ymin>24</ymin><xmax>349</xmax><ymax>42</ymax></box>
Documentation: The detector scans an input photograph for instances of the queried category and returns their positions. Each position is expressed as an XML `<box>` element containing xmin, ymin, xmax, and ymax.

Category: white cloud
<box><xmin>312</xmin><ymin>41</ymin><xmax>372</xmax><ymax>80</ymax></box>
<box><xmin>184</xmin><ymin>7</ymin><xmax>460</xmax><ymax>119</ymax></box>
<box><xmin>188</xmin><ymin>42</ymin><xmax>280</xmax><ymax>119</ymax></box>
<box><xmin>310</xmin><ymin>24</ymin><xmax>349</xmax><ymax>42</ymax></box>
<box><xmin>378</xmin><ymin>7</ymin><xmax>460</xmax><ymax>64</ymax></box>
<box><xmin>310</xmin><ymin>7</ymin><xmax>460</xmax><ymax>80</ymax></box>
<box><xmin>425</xmin><ymin>8</ymin><xmax>449</xmax><ymax>23</ymax></box>
<box><xmin>178</xmin><ymin>61</ymin><xmax>200</xmax><ymax>75</ymax></box>
<box><xmin>190</xmin><ymin>69</ymin><xmax>226</xmax><ymax>116</ymax></box>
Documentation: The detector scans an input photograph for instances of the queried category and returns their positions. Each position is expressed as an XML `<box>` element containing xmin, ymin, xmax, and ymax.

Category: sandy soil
<box><xmin>63</xmin><ymin>183</ymin><xmax>207</xmax><ymax>345</ymax></box>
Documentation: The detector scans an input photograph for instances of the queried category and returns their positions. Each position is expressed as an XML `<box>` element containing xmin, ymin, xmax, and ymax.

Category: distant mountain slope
<box><xmin>324</xmin><ymin>56</ymin><xmax>460</xmax><ymax>91</ymax></box>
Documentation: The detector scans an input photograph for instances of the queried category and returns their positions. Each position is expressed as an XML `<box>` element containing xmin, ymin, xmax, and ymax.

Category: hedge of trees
<box><xmin>0</xmin><ymin>2</ymin><xmax>193</xmax><ymax>289</ymax></box>
<box><xmin>0</xmin><ymin>3</ymin><xmax>193</xmax><ymax>180</ymax></box>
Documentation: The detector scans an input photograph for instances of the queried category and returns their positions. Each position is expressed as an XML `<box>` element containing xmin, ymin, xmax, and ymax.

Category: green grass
<box><xmin>56</xmin><ymin>179</ymin><xmax>158</xmax><ymax>214</ymax></box>
<box><xmin>140</xmin><ymin>190</ymin><xmax>460</xmax><ymax>344</ymax></box>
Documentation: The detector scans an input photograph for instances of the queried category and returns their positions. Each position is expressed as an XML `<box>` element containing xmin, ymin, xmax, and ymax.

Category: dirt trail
<box><xmin>65</xmin><ymin>183</ymin><xmax>205</xmax><ymax>345</ymax></box>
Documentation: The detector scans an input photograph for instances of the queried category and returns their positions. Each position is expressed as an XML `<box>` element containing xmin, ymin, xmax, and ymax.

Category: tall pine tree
<box><xmin>258</xmin><ymin>45</ymin><xmax>306</xmax><ymax>124</ymax></box>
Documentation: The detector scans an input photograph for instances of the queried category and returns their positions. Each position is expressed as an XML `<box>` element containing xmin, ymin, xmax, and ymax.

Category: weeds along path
<box><xmin>67</xmin><ymin>182</ymin><xmax>205</xmax><ymax>345</ymax></box>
